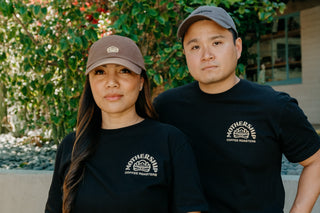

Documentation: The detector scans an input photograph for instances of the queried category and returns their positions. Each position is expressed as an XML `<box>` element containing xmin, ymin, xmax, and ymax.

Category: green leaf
<box><xmin>167</xmin><ymin>2</ymin><xmax>174</xmax><ymax>10</ymax></box>
<box><xmin>21</xmin><ymin>86</ymin><xmax>28</xmax><ymax>96</ymax></box>
<box><xmin>51</xmin><ymin>116</ymin><xmax>60</xmax><ymax>125</ymax></box>
<box><xmin>68</xmin><ymin>56</ymin><xmax>78</xmax><ymax>71</ymax></box>
<box><xmin>176</xmin><ymin>51</ymin><xmax>183</xmax><ymax>57</ymax></box>
<box><xmin>169</xmin><ymin>57</ymin><xmax>176</xmax><ymax>64</ymax></box>
<box><xmin>132</xmin><ymin>3</ymin><xmax>141</xmax><ymax>16</ymax></box>
<box><xmin>7</xmin><ymin>2</ymin><xmax>14</xmax><ymax>17</ymax></box>
<box><xmin>57</xmin><ymin>59</ymin><xmax>65</xmax><ymax>69</ymax></box>
<box><xmin>85</xmin><ymin>30</ymin><xmax>91</xmax><ymax>40</ymax></box>
<box><xmin>41</xmin><ymin>7</ymin><xmax>47</xmax><ymax>15</ymax></box>
<box><xmin>33</xmin><ymin>5</ymin><xmax>41</xmax><ymax>17</ymax></box>
<box><xmin>44</xmin><ymin>73</ymin><xmax>52</xmax><ymax>81</ymax></box>
<box><xmin>81</xmin><ymin>36</ymin><xmax>88</xmax><ymax>49</ymax></box>
<box><xmin>164</xmin><ymin>47</ymin><xmax>171</xmax><ymax>53</ymax></box>
<box><xmin>74</xmin><ymin>36</ymin><xmax>83</xmax><ymax>48</ymax></box>
<box><xmin>122</xmin><ymin>24</ymin><xmax>130</xmax><ymax>34</ymax></box>
<box><xmin>37</xmin><ymin>48</ymin><xmax>46</xmax><ymax>57</ymax></box>
<box><xmin>44</xmin><ymin>83</ymin><xmax>54</xmax><ymax>96</ymax></box>
<box><xmin>156</xmin><ymin>16</ymin><xmax>166</xmax><ymax>25</ymax></box>
<box><xmin>89</xmin><ymin>29</ymin><xmax>98</xmax><ymax>41</ymax></box>
<box><xmin>137</xmin><ymin>13</ymin><xmax>146</xmax><ymax>24</ymax></box>
<box><xmin>239</xmin><ymin>7</ymin><xmax>245</xmax><ymax>15</ymax></box>
<box><xmin>59</xmin><ymin>39</ymin><xmax>68</xmax><ymax>52</ymax></box>
<box><xmin>144</xmin><ymin>56</ymin><xmax>153</xmax><ymax>65</ymax></box>
<box><xmin>279</xmin><ymin>3</ymin><xmax>286</xmax><ymax>14</ymax></box>
<box><xmin>0</xmin><ymin>1</ymin><xmax>7</xmax><ymax>12</ymax></box>
<box><xmin>184</xmin><ymin>7</ymin><xmax>194</xmax><ymax>13</ymax></box>
<box><xmin>148</xmin><ymin>9</ymin><xmax>158</xmax><ymax>17</ymax></box>
<box><xmin>153</xmin><ymin>74</ymin><xmax>163</xmax><ymax>86</ymax></box>
<box><xmin>0</xmin><ymin>52</ymin><xmax>6</xmax><ymax>62</ymax></box>
<box><xmin>39</xmin><ymin>26</ymin><xmax>47</xmax><ymax>36</ymax></box>
<box><xmin>172</xmin><ymin>43</ymin><xmax>182</xmax><ymax>50</ymax></box>
<box><xmin>28</xmin><ymin>56</ymin><xmax>35</xmax><ymax>66</ymax></box>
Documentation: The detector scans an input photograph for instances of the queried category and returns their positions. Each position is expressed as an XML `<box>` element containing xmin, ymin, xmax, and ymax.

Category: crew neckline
<box><xmin>98</xmin><ymin>118</ymin><xmax>147</xmax><ymax>135</ymax></box>
<box><xmin>195</xmin><ymin>79</ymin><xmax>244</xmax><ymax>98</ymax></box>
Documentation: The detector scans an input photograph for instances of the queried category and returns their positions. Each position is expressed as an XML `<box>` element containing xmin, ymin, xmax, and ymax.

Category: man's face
<box><xmin>183</xmin><ymin>20</ymin><xmax>242</xmax><ymax>93</ymax></box>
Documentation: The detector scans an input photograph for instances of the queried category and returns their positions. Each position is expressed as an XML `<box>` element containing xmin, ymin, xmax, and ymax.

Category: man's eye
<box><xmin>213</xmin><ymin>41</ymin><xmax>222</xmax><ymax>46</ymax></box>
<box><xmin>94</xmin><ymin>69</ymin><xmax>104</xmax><ymax>75</ymax></box>
<box><xmin>191</xmin><ymin>45</ymin><xmax>200</xmax><ymax>50</ymax></box>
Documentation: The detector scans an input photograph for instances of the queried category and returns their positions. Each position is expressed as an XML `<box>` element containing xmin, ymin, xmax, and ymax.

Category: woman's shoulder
<box><xmin>56</xmin><ymin>132</ymin><xmax>76</xmax><ymax>155</ymax></box>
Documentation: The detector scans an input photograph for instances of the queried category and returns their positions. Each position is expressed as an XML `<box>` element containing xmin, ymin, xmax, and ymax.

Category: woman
<box><xmin>45</xmin><ymin>35</ymin><xmax>207</xmax><ymax>213</ymax></box>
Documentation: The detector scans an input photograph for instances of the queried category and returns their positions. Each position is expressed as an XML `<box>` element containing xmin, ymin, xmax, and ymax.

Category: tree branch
<box><xmin>12</xmin><ymin>12</ymin><xmax>38</xmax><ymax>45</ymax></box>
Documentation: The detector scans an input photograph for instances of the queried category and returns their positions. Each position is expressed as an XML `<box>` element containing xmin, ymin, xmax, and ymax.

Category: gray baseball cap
<box><xmin>85</xmin><ymin>35</ymin><xmax>146</xmax><ymax>75</ymax></box>
<box><xmin>177</xmin><ymin>6</ymin><xmax>238</xmax><ymax>39</ymax></box>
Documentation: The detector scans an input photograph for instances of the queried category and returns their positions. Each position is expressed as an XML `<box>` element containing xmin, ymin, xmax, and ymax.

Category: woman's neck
<box><xmin>101</xmin><ymin>110</ymin><xmax>144</xmax><ymax>129</ymax></box>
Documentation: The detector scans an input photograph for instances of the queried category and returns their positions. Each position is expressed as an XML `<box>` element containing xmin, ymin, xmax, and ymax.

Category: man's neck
<box><xmin>198</xmin><ymin>76</ymin><xmax>240</xmax><ymax>94</ymax></box>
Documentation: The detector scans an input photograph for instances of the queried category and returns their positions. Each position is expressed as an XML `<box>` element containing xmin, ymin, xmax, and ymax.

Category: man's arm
<box><xmin>290</xmin><ymin>148</ymin><xmax>320</xmax><ymax>213</ymax></box>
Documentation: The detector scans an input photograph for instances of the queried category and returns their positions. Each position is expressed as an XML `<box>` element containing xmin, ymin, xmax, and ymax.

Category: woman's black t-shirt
<box><xmin>45</xmin><ymin>119</ymin><xmax>208</xmax><ymax>213</ymax></box>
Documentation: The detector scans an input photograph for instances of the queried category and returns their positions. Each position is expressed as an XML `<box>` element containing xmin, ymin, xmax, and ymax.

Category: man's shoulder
<box><xmin>240</xmin><ymin>79</ymin><xmax>292</xmax><ymax>102</ymax></box>
<box><xmin>154</xmin><ymin>82</ymin><xmax>197</xmax><ymax>103</ymax></box>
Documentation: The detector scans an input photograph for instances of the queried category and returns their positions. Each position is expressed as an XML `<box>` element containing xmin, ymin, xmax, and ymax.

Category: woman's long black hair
<box><xmin>62</xmin><ymin>70</ymin><xmax>157</xmax><ymax>213</ymax></box>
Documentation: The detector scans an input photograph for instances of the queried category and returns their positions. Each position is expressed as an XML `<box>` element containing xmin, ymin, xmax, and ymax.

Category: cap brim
<box><xmin>85</xmin><ymin>58</ymin><xmax>143</xmax><ymax>75</ymax></box>
<box><xmin>177</xmin><ymin>14</ymin><xmax>235</xmax><ymax>39</ymax></box>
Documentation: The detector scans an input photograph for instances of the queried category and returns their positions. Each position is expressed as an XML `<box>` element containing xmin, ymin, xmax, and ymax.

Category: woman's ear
<box><xmin>139</xmin><ymin>76</ymin><xmax>144</xmax><ymax>91</ymax></box>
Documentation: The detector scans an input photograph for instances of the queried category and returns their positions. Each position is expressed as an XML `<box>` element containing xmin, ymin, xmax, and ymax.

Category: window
<box><xmin>246</xmin><ymin>13</ymin><xmax>301</xmax><ymax>85</ymax></box>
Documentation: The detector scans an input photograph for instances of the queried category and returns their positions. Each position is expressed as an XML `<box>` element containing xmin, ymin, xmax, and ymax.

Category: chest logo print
<box><xmin>124</xmin><ymin>153</ymin><xmax>158</xmax><ymax>177</ymax></box>
<box><xmin>226</xmin><ymin>121</ymin><xmax>256</xmax><ymax>143</ymax></box>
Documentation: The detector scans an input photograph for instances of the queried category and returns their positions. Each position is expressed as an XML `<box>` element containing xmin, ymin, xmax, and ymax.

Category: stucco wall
<box><xmin>0</xmin><ymin>170</ymin><xmax>319</xmax><ymax>213</ymax></box>
<box><xmin>273</xmin><ymin>5</ymin><xmax>320</xmax><ymax>125</ymax></box>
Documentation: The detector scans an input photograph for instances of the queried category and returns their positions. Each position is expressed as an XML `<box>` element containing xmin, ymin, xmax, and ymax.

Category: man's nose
<box><xmin>201</xmin><ymin>46</ymin><xmax>215</xmax><ymax>61</ymax></box>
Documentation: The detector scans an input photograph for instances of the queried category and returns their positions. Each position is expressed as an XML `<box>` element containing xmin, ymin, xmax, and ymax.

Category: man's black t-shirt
<box><xmin>45</xmin><ymin>119</ymin><xmax>208</xmax><ymax>213</ymax></box>
<box><xmin>153</xmin><ymin>79</ymin><xmax>320</xmax><ymax>213</ymax></box>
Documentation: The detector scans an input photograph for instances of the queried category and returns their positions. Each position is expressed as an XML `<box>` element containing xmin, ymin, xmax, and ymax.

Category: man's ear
<box><xmin>235</xmin><ymin>37</ymin><xmax>242</xmax><ymax>60</ymax></box>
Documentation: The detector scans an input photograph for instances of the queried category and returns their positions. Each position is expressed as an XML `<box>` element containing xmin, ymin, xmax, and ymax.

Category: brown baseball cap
<box><xmin>85</xmin><ymin>35</ymin><xmax>146</xmax><ymax>75</ymax></box>
<box><xmin>177</xmin><ymin>6</ymin><xmax>238</xmax><ymax>39</ymax></box>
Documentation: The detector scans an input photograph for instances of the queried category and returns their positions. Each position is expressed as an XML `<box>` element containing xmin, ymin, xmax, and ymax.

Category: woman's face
<box><xmin>89</xmin><ymin>64</ymin><xmax>144</xmax><ymax>119</ymax></box>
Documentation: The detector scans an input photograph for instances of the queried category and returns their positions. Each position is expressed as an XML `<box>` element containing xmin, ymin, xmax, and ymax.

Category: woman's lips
<box><xmin>105</xmin><ymin>94</ymin><xmax>123</xmax><ymax>101</ymax></box>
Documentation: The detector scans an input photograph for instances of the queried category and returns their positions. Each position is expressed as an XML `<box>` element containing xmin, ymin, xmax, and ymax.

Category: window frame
<box><xmin>253</xmin><ymin>12</ymin><xmax>302</xmax><ymax>86</ymax></box>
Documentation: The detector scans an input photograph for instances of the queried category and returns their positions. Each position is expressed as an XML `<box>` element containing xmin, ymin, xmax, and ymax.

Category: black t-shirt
<box><xmin>45</xmin><ymin>119</ymin><xmax>208</xmax><ymax>213</ymax></box>
<box><xmin>153</xmin><ymin>79</ymin><xmax>320</xmax><ymax>213</ymax></box>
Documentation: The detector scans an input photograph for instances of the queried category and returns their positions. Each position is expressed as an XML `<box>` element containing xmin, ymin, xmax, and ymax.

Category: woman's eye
<box><xmin>94</xmin><ymin>69</ymin><xmax>105</xmax><ymax>75</ymax></box>
<box><xmin>120</xmin><ymin>68</ymin><xmax>132</xmax><ymax>74</ymax></box>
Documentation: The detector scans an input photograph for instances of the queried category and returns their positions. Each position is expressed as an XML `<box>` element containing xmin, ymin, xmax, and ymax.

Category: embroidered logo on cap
<box><xmin>106</xmin><ymin>46</ymin><xmax>119</xmax><ymax>53</ymax></box>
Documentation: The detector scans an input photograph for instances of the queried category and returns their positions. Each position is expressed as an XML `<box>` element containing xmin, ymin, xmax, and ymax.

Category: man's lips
<box><xmin>201</xmin><ymin>64</ymin><xmax>218</xmax><ymax>71</ymax></box>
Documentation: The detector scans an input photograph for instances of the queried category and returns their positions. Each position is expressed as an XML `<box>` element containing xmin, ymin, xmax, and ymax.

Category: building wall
<box><xmin>273</xmin><ymin>5</ymin><xmax>320</xmax><ymax>125</ymax></box>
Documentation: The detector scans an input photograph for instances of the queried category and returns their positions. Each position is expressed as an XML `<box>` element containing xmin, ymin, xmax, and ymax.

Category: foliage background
<box><xmin>0</xmin><ymin>0</ymin><xmax>285</xmax><ymax>143</ymax></box>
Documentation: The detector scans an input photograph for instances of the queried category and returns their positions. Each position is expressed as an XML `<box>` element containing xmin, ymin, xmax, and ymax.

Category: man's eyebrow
<box><xmin>186</xmin><ymin>38</ymin><xmax>198</xmax><ymax>46</ymax></box>
<box><xmin>185</xmin><ymin>35</ymin><xmax>225</xmax><ymax>46</ymax></box>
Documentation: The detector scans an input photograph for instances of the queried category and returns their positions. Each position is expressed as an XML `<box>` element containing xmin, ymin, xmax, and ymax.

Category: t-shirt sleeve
<box><xmin>45</xmin><ymin>133</ymin><xmax>74</xmax><ymax>213</ymax></box>
<box><xmin>169</xmin><ymin>131</ymin><xmax>208</xmax><ymax>213</ymax></box>
<box><xmin>279</xmin><ymin>97</ymin><xmax>320</xmax><ymax>163</ymax></box>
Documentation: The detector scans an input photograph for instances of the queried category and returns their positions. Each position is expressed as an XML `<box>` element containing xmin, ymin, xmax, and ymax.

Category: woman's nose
<box><xmin>104</xmin><ymin>73</ymin><xmax>119</xmax><ymax>88</ymax></box>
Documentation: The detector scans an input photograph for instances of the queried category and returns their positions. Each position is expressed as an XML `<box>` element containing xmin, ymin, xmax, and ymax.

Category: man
<box><xmin>153</xmin><ymin>5</ymin><xmax>320</xmax><ymax>213</ymax></box>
